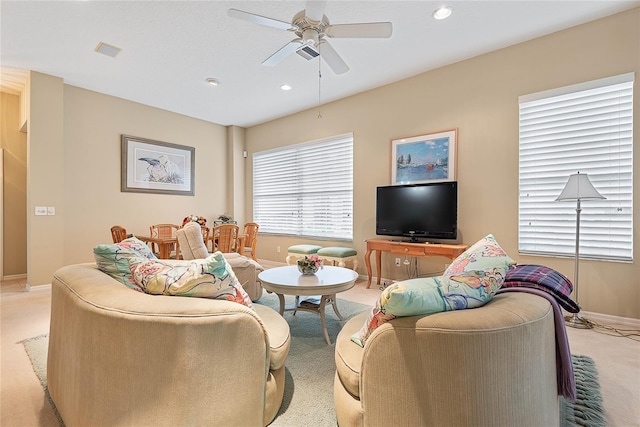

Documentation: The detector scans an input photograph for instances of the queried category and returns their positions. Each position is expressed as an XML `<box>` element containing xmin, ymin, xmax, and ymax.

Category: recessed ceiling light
<box><xmin>94</xmin><ymin>42</ymin><xmax>121</xmax><ymax>58</ymax></box>
<box><xmin>281</xmin><ymin>84</ymin><xmax>292</xmax><ymax>91</ymax></box>
<box><xmin>433</xmin><ymin>6</ymin><xmax>453</xmax><ymax>20</ymax></box>
<box><xmin>206</xmin><ymin>78</ymin><xmax>219</xmax><ymax>86</ymax></box>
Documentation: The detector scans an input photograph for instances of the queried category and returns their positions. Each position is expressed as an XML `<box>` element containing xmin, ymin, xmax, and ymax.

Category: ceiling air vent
<box><xmin>94</xmin><ymin>42</ymin><xmax>121</xmax><ymax>58</ymax></box>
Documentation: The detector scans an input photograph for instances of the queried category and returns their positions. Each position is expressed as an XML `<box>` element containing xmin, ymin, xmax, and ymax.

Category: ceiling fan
<box><xmin>227</xmin><ymin>0</ymin><xmax>392</xmax><ymax>75</ymax></box>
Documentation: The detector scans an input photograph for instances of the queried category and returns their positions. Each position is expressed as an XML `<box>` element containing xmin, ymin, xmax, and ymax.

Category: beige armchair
<box><xmin>177</xmin><ymin>221</ymin><xmax>264</xmax><ymax>301</ymax></box>
<box><xmin>48</xmin><ymin>263</ymin><xmax>290</xmax><ymax>427</ymax></box>
<box><xmin>334</xmin><ymin>292</ymin><xmax>559</xmax><ymax>427</ymax></box>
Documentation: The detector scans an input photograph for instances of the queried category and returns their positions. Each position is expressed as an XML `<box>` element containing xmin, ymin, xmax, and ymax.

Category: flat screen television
<box><xmin>376</xmin><ymin>181</ymin><xmax>457</xmax><ymax>241</ymax></box>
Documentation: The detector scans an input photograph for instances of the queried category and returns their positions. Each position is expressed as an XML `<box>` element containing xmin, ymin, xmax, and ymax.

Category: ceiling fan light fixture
<box><xmin>302</xmin><ymin>28</ymin><xmax>319</xmax><ymax>46</ymax></box>
<box><xmin>433</xmin><ymin>6</ymin><xmax>453</xmax><ymax>20</ymax></box>
<box><xmin>280</xmin><ymin>84</ymin><xmax>292</xmax><ymax>91</ymax></box>
<box><xmin>205</xmin><ymin>78</ymin><xmax>220</xmax><ymax>86</ymax></box>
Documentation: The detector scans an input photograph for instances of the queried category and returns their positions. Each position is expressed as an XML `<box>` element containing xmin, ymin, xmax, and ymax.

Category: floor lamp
<box><xmin>556</xmin><ymin>172</ymin><xmax>605</xmax><ymax>329</ymax></box>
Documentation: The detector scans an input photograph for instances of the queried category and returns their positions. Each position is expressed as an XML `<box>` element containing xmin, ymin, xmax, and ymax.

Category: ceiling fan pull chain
<box><xmin>318</xmin><ymin>58</ymin><xmax>323</xmax><ymax>119</ymax></box>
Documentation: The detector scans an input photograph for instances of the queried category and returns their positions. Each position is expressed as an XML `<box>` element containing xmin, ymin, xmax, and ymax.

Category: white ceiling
<box><xmin>1</xmin><ymin>1</ymin><xmax>638</xmax><ymax>127</ymax></box>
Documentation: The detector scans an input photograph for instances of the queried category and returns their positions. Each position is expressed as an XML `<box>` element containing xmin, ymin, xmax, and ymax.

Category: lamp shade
<box><xmin>556</xmin><ymin>172</ymin><xmax>606</xmax><ymax>201</ymax></box>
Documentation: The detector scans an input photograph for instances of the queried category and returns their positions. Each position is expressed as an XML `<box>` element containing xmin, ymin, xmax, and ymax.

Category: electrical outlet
<box><xmin>35</xmin><ymin>206</ymin><xmax>47</xmax><ymax>216</ymax></box>
<box><xmin>276</xmin><ymin>246</ymin><xmax>281</xmax><ymax>253</ymax></box>
<box><xmin>395</xmin><ymin>257</ymin><xmax>401</xmax><ymax>267</ymax></box>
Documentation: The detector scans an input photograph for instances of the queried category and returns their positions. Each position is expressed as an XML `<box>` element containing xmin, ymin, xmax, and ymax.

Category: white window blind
<box><xmin>518</xmin><ymin>73</ymin><xmax>633</xmax><ymax>262</ymax></box>
<box><xmin>253</xmin><ymin>133</ymin><xmax>353</xmax><ymax>240</ymax></box>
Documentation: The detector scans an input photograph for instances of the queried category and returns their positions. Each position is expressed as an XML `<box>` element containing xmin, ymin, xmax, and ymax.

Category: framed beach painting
<box><xmin>121</xmin><ymin>135</ymin><xmax>195</xmax><ymax>195</ymax></box>
<box><xmin>390</xmin><ymin>129</ymin><xmax>457</xmax><ymax>185</ymax></box>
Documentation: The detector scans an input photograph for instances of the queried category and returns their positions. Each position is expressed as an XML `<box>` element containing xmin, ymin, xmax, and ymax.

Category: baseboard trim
<box><xmin>358</xmin><ymin>275</ymin><xmax>395</xmax><ymax>290</ymax></box>
<box><xmin>29</xmin><ymin>283</ymin><xmax>52</xmax><ymax>292</ymax></box>
<box><xmin>2</xmin><ymin>273</ymin><xmax>27</xmax><ymax>281</ymax></box>
<box><xmin>581</xmin><ymin>310</ymin><xmax>640</xmax><ymax>328</ymax></box>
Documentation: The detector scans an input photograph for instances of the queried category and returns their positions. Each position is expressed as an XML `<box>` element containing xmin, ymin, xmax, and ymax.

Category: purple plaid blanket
<box><xmin>497</xmin><ymin>287</ymin><xmax>576</xmax><ymax>400</ymax></box>
<box><xmin>504</xmin><ymin>264</ymin><xmax>579</xmax><ymax>313</ymax></box>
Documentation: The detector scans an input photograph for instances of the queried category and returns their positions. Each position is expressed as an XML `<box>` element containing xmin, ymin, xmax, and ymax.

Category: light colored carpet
<box><xmin>255</xmin><ymin>293</ymin><xmax>370</xmax><ymax>426</ymax></box>
<box><xmin>22</xmin><ymin>294</ymin><xmax>605</xmax><ymax>427</ymax></box>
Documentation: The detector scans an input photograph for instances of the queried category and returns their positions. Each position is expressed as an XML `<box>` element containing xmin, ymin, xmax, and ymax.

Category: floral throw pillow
<box><xmin>93</xmin><ymin>237</ymin><xmax>157</xmax><ymax>291</ymax></box>
<box><xmin>130</xmin><ymin>252</ymin><xmax>253</xmax><ymax>307</ymax></box>
<box><xmin>441</xmin><ymin>234</ymin><xmax>515</xmax><ymax>309</ymax></box>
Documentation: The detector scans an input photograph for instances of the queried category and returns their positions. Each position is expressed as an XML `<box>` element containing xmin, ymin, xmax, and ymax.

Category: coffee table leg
<box><xmin>319</xmin><ymin>295</ymin><xmax>331</xmax><ymax>345</ymax></box>
<box><xmin>276</xmin><ymin>293</ymin><xmax>285</xmax><ymax>316</ymax></box>
<box><xmin>327</xmin><ymin>294</ymin><xmax>344</xmax><ymax>321</ymax></box>
<box><xmin>293</xmin><ymin>295</ymin><xmax>300</xmax><ymax>316</ymax></box>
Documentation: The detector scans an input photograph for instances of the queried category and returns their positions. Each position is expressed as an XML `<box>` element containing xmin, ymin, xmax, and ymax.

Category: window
<box><xmin>253</xmin><ymin>133</ymin><xmax>353</xmax><ymax>240</ymax></box>
<box><xmin>518</xmin><ymin>73</ymin><xmax>633</xmax><ymax>262</ymax></box>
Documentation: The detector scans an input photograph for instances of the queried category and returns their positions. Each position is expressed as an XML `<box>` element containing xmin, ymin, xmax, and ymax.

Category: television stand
<box><xmin>364</xmin><ymin>239</ymin><xmax>469</xmax><ymax>288</ymax></box>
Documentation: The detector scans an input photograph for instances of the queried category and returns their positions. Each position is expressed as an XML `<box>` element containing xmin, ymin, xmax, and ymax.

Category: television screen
<box><xmin>376</xmin><ymin>181</ymin><xmax>457</xmax><ymax>241</ymax></box>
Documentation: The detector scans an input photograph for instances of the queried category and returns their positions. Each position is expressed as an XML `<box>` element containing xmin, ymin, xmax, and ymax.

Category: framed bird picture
<box><xmin>121</xmin><ymin>135</ymin><xmax>195</xmax><ymax>195</ymax></box>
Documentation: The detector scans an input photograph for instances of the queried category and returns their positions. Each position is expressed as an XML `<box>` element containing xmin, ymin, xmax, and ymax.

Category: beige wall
<box><xmin>27</xmin><ymin>72</ymin><xmax>64</xmax><ymax>286</ymax></box>
<box><xmin>227</xmin><ymin>125</ymin><xmax>246</xmax><ymax>226</ymax></box>
<box><xmin>1</xmin><ymin>92</ymin><xmax>27</xmax><ymax>276</ymax></box>
<box><xmin>245</xmin><ymin>8</ymin><xmax>640</xmax><ymax>319</ymax></box>
<box><xmin>61</xmin><ymin>85</ymin><xmax>229</xmax><ymax>266</ymax></box>
<box><xmin>25</xmin><ymin>80</ymin><xmax>229</xmax><ymax>285</ymax></box>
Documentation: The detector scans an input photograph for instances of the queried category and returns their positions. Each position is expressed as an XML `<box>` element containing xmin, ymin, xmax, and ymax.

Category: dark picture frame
<box><xmin>121</xmin><ymin>135</ymin><xmax>195</xmax><ymax>195</ymax></box>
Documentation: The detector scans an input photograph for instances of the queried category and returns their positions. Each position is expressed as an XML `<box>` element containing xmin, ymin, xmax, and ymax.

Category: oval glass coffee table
<box><xmin>258</xmin><ymin>266</ymin><xmax>359</xmax><ymax>344</ymax></box>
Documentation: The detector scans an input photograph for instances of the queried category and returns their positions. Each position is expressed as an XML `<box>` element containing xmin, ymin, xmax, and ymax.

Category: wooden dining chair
<box><xmin>212</xmin><ymin>223</ymin><xmax>239</xmax><ymax>253</ymax></box>
<box><xmin>110</xmin><ymin>225</ymin><xmax>128</xmax><ymax>243</ymax></box>
<box><xmin>149</xmin><ymin>223</ymin><xmax>180</xmax><ymax>256</ymax></box>
<box><xmin>243</xmin><ymin>222</ymin><xmax>259</xmax><ymax>261</ymax></box>
<box><xmin>200</xmin><ymin>226</ymin><xmax>210</xmax><ymax>250</ymax></box>
<box><xmin>194</xmin><ymin>225</ymin><xmax>211</xmax><ymax>252</ymax></box>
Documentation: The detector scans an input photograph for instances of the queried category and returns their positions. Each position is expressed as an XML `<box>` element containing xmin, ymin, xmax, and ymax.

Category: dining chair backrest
<box><xmin>200</xmin><ymin>226</ymin><xmax>210</xmax><ymax>250</ymax></box>
<box><xmin>110</xmin><ymin>225</ymin><xmax>128</xmax><ymax>244</ymax></box>
<box><xmin>243</xmin><ymin>222</ymin><xmax>259</xmax><ymax>261</ymax></box>
<box><xmin>149</xmin><ymin>224</ymin><xmax>180</xmax><ymax>255</ymax></box>
<box><xmin>212</xmin><ymin>223</ymin><xmax>239</xmax><ymax>253</ymax></box>
<box><xmin>150</xmin><ymin>224</ymin><xmax>180</xmax><ymax>239</ymax></box>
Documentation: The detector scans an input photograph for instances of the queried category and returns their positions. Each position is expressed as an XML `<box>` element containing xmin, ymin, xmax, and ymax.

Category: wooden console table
<box><xmin>364</xmin><ymin>239</ymin><xmax>469</xmax><ymax>288</ymax></box>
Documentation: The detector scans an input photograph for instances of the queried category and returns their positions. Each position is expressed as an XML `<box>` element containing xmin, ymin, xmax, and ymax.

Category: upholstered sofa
<box><xmin>334</xmin><ymin>292</ymin><xmax>560</xmax><ymax>427</ymax></box>
<box><xmin>47</xmin><ymin>263</ymin><xmax>290</xmax><ymax>427</ymax></box>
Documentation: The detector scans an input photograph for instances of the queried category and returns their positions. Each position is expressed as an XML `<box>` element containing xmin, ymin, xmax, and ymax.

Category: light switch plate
<box><xmin>35</xmin><ymin>206</ymin><xmax>47</xmax><ymax>216</ymax></box>
<box><xmin>47</xmin><ymin>207</ymin><xmax>56</xmax><ymax>215</ymax></box>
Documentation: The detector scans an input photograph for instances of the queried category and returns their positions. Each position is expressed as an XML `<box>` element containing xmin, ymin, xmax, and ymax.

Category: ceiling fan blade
<box><xmin>228</xmin><ymin>8</ymin><xmax>295</xmax><ymax>31</ymax></box>
<box><xmin>305</xmin><ymin>0</ymin><xmax>327</xmax><ymax>23</ymax></box>
<box><xmin>325</xmin><ymin>22</ymin><xmax>393</xmax><ymax>38</ymax></box>
<box><xmin>262</xmin><ymin>39</ymin><xmax>303</xmax><ymax>67</ymax></box>
<box><xmin>318</xmin><ymin>40</ymin><xmax>349</xmax><ymax>75</ymax></box>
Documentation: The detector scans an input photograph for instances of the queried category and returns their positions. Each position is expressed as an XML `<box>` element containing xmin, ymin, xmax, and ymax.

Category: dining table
<box><xmin>135</xmin><ymin>233</ymin><xmax>247</xmax><ymax>259</ymax></box>
<box><xmin>134</xmin><ymin>235</ymin><xmax>179</xmax><ymax>260</ymax></box>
